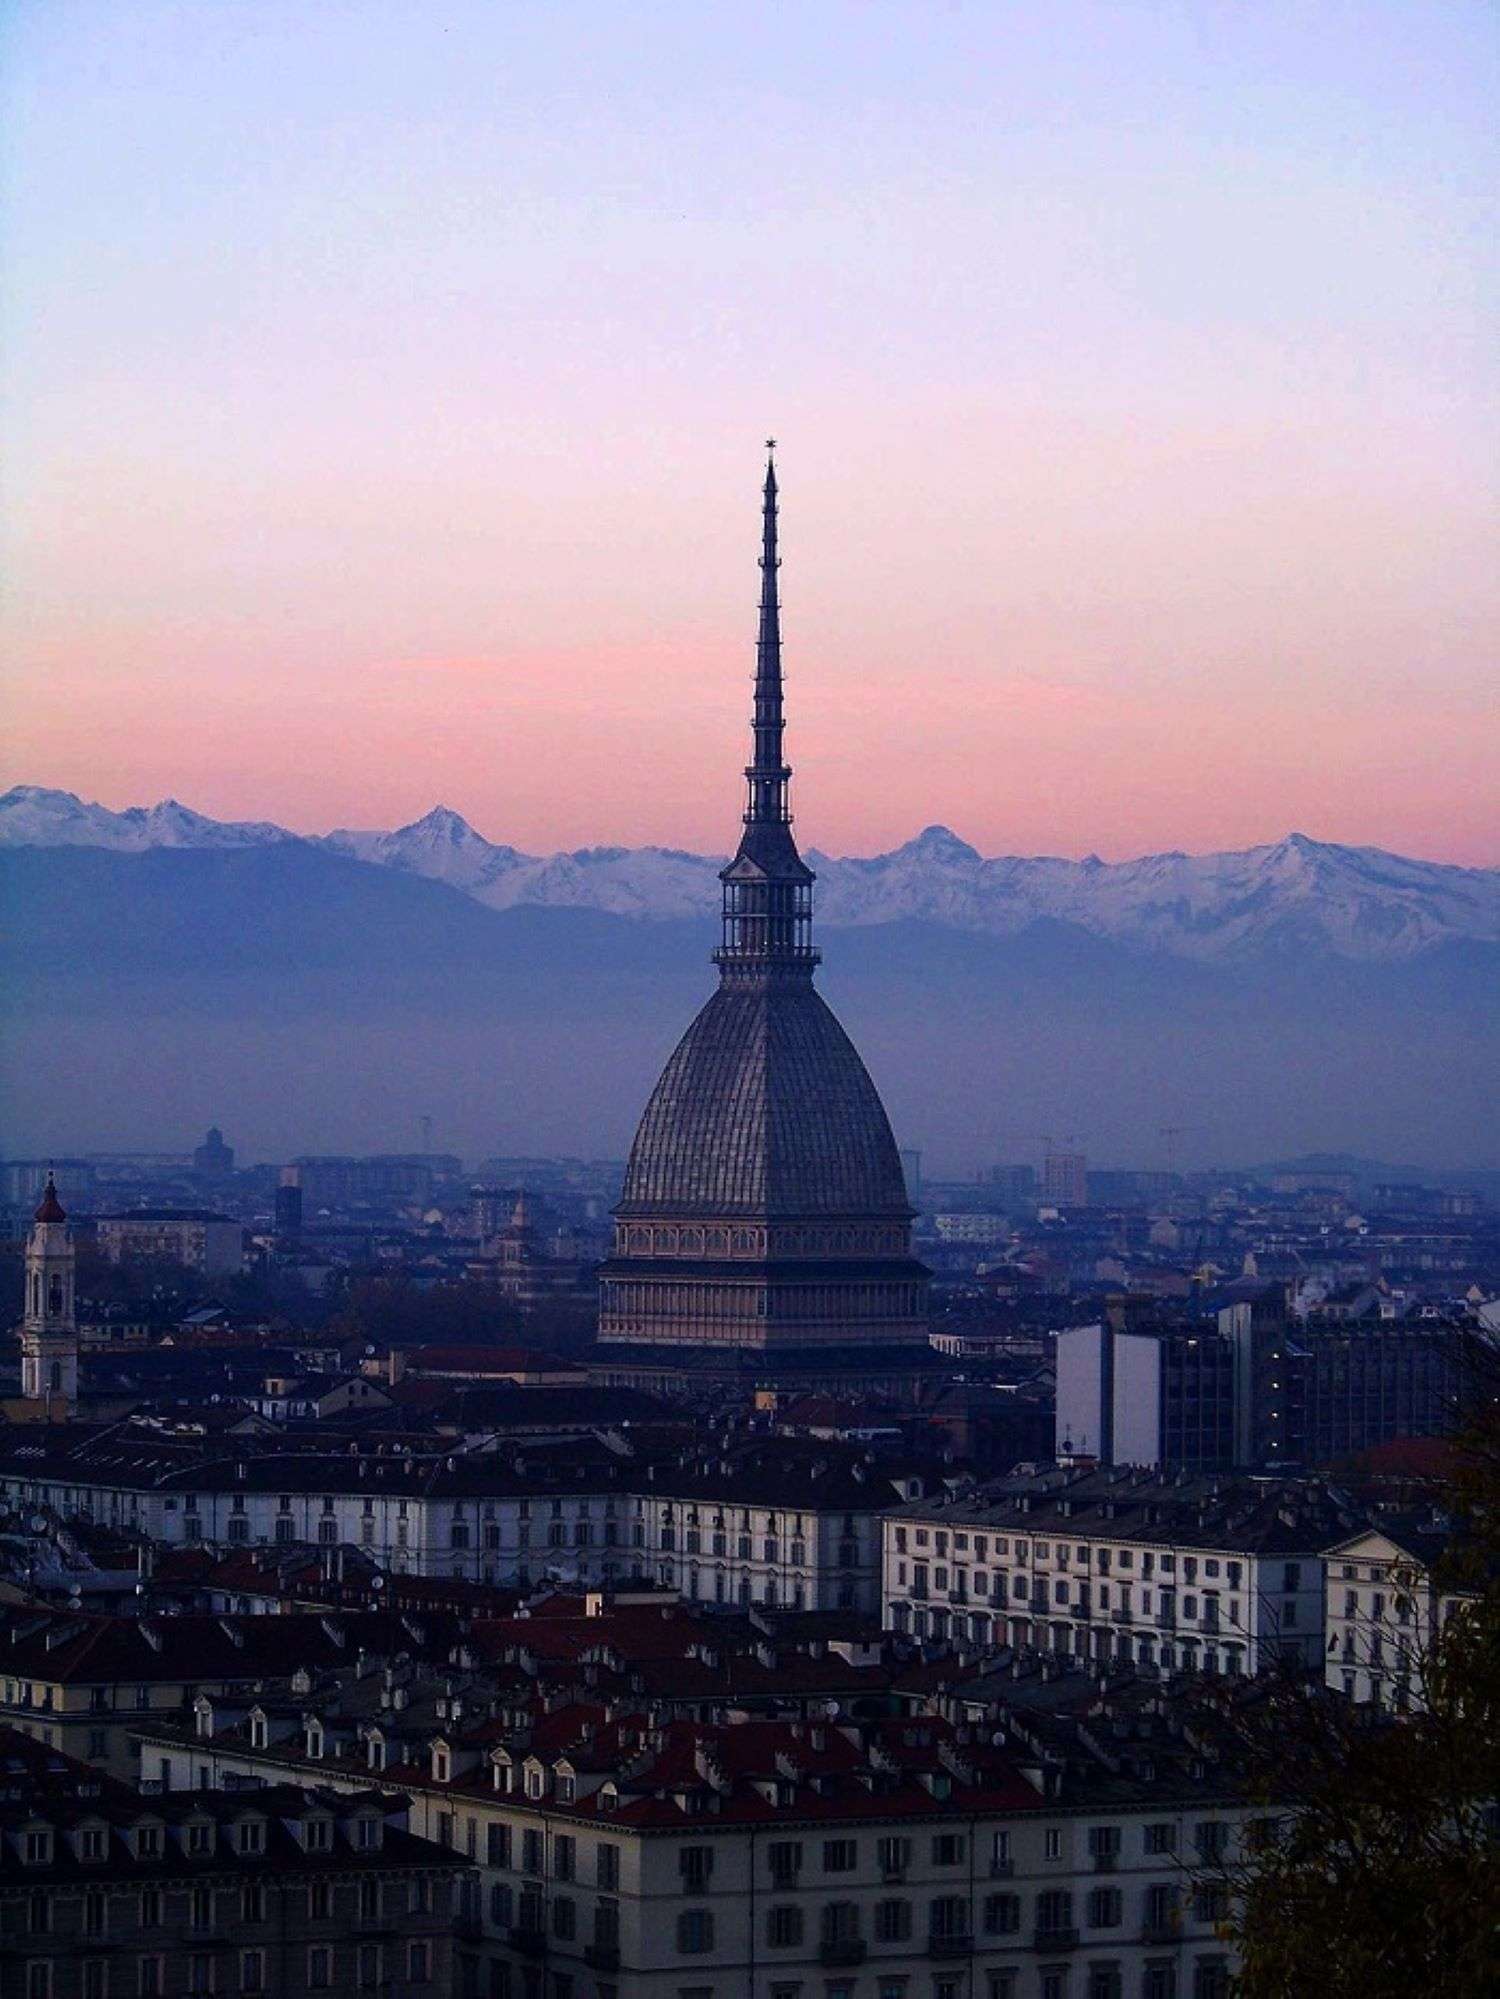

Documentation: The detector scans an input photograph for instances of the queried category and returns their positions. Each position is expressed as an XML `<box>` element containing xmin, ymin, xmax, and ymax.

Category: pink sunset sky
<box><xmin>2</xmin><ymin>3</ymin><xmax>1496</xmax><ymax>864</ymax></box>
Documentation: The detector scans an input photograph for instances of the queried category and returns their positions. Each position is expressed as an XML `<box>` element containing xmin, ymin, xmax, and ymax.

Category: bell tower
<box><xmin>21</xmin><ymin>1174</ymin><xmax>78</xmax><ymax>1417</ymax></box>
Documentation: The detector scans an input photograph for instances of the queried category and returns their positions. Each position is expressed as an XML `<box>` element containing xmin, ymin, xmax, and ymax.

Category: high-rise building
<box><xmin>273</xmin><ymin>1178</ymin><xmax>304</xmax><ymax>1242</ymax></box>
<box><xmin>599</xmin><ymin>453</ymin><xmax>929</xmax><ymax>1352</ymax></box>
<box><xmin>985</xmin><ymin>1162</ymin><xmax>1037</xmax><ymax>1206</ymax></box>
<box><xmin>1042</xmin><ymin>1148</ymin><xmax>1088</xmax><ymax>1206</ymax></box>
<box><xmin>1057</xmin><ymin>1288</ymin><xmax>1473</xmax><ymax>1471</ymax></box>
<box><xmin>1055</xmin><ymin>1298</ymin><xmax>1235</xmax><ymax>1469</ymax></box>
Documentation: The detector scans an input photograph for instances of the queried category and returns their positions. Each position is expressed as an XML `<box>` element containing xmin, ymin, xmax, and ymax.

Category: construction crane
<box><xmin>1004</xmin><ymin>1132</ymin><xmax>1083</xmax><ymax>1157</ymax></box>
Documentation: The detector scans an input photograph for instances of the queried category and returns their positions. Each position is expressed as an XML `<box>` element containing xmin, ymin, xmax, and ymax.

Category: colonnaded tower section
<box><xmin>598</xmin><ymin>451</ymin><xmax>929</xmax><ymax>1352</ymax></box>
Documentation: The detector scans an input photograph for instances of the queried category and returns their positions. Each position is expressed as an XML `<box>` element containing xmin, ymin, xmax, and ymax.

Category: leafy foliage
<box><xmin>1215</xmin><ymin>1370</ymin><xmax>1500</xmax><ymax>1998</ymax></box>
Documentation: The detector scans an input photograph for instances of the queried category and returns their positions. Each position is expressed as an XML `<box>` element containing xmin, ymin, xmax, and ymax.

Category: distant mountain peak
<box><xmin>1</xmin><ymin>785</ymin><xmax>1495</xmax><ymax>963</ymax></box>
<box><xmin>407</xmin><ymin>804</ymin><xmax>479</xmax><ymax>834</ymax></box>
<box><xmin>901</xmin><ymin>825</ymin><xmax>983</xmax><ymax>862</ymax></box>
<box><xmin>1</xmin><ymin>783</ymin><xmax>84</xmax><ymax>806</ymax></box>
<box><xmin>0</xmin><ymin>786</ymin><xmax>294</xmax><ymax>852</ymax></box>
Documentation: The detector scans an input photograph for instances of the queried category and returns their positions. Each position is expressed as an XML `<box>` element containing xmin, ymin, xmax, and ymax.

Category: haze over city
<box><xmin>1</xmin><ymin>13</ymin><xmax>1498</xmax><ymax>1998</ymax></box>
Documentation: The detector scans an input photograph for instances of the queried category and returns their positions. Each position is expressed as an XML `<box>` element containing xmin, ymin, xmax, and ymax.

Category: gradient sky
<box><xmin>2</xmin><ymin>1</ymin><xmax>1496</xmax><ymax>863</ymax></box>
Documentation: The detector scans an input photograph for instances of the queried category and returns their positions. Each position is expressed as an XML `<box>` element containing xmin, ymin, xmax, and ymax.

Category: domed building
<box><xmin>598</xmin><ymin>453</ymin><xmax>929</xmax><ymax>1356</ymax></box>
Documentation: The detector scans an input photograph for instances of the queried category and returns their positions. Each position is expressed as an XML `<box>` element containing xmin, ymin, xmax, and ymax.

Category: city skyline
<box><xmin>3</xmin><ymin>3</ymin><xmax>1496</xmax><ymax>864</ymax></box>
<box><xmin>0</xmin><ymin>14</ymin><xmax>1492</xmax><ymax>1996</ymax></box>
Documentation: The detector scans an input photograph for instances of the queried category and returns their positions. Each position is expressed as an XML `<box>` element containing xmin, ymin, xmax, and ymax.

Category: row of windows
<box><xmin>614</xmin><ymin>1223</ymin><xmax>905</xmax><ymax>1256</ymax></box>
<box><xmin>893</xmin><ymin>1527</ymin><xmax>1250</xmax><ymax>1590</ymax></box>
<box><xmin>16</xmin><ymin>1947</ymin><xmax>433</xmax><ymax>1999</ymax></box>
<box><xmin>602</xmin><ymin>1279</ymin><xmax>925</xmax><ymax>1321</ymax></box>
<box><xmin>19</xmin><ymin>1872</ymin><xmax>421</xmax><ymax>1932</ymax></box>
<box><xmin>654</xmin><ymin>1825</ymin><xmax>1222</xmax><ymax>1883</ymax></box>
<box><xmin>744</xmin><ymin>1965</ymin><xmax>1226</xmax><ymax>1999</ymax></box>
<box><xmin>426</xmin><ymin>1823</ymin><xmax>1217</xmax><ymax>1894</ymax></box>
<box><xmin>898</xmin><ymin>1562</ymin><xmax>1240</xmax><ymax>1623</ymax></box>
<box><xmin>890</xmin><ymin>1602</ymin><xmax>1252</xmax><ymax>1667</ymax></box>
<box><xmin>479</xmin><ymin>1825</ymin><xmax>620</xmax><ymax>1881</ymax></box>
<box><xmin>19</xmin><ymin>1953</ymin><xmax>1231</xmax><ymax>1999</ymax></box>
<box><xmin>670</xmin><ymin>1883</ymin><xmax>1225</xmax><ymax>1955</ymax></box>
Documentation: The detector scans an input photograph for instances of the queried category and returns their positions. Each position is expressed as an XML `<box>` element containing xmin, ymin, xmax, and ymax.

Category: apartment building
<box><xmin>0</xmin><ymin>1434</ymin><xmax>906</xmax><ymax>1613</ymax></box>
<box><xmin>142</xmin><ymin>1687</ymin><xmax>1248</xmax><ymax>1999</ymax></box>
<box><xmin>881</xmin><ymin>1470</ymin><xmax>1355</xmax><ymax>1676</ymax></box>
<box><xmin>93</xmin><ymin>1210</ymin><xmax>245</xmax><ymax>1276</ymax></box>
<box><xmin>0</xmin><ymin>1605</ymin><xmax>464</xmax><ymax>1782</ymax></box>
<box><xmin>1321</xmin><ymin>1515</ymin><xmax>1473</xmax><ymax>1711</ymax></box>
<box><xmin>0</xmin><ymin>1726</ymin><xmax>472</xmax><ymax>1999</ymax></box>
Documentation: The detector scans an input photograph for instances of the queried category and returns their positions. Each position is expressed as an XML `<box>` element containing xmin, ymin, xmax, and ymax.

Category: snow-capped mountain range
<box><xmin>4</xmin><ymin>784</ymin><xmax>1496</xmax><ymax>964</ymax></box>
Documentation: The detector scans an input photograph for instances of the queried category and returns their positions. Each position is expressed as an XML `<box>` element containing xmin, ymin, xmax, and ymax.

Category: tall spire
<box><xmin>747</xmin><ymin>442</ymin><xmax>789</xmax><ymax>828</ymax></box>
<box><xmin>715</xmin><ymin>444</ymin><xmax>817</xmax><ymax>976</ymax></box>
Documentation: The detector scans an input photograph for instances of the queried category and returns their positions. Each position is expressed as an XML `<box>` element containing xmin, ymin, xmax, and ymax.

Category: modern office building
<box><xmin>1056</xmin><ymin>1290</ymin><xmax>1471</xmax><ymax>1471</ymax></box>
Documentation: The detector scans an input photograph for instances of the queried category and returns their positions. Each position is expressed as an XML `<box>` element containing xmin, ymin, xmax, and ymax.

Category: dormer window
<box><xmin>433</xmin><ymin>1749</ymin><xmax>451</xmax><ymax>1783</ymax></box>
<box><xmin>78</xmin><ymin>1827</ymin><xmax>105</xmax><ymax>1862</ymax></box>
<box><xmin>135</xmin><ymin>1825</ymin><xmax>162</xmax><ymax>1860</ymax></box>
<box><xmin>305</xmin><ymin>1818</ymin><xmax>332</xmax><ymax>1852</ymax></box>
<box><xmin>557</xmin><ymin>1775</ymin><xmax>576</xmax><ymax>1803</ymax></box>
<box><xmin>368</xmin><ymin>1737</ymin><xmax>386</xmax><ymax>1772</ymax></box>
<box><xmin>24</xmin><ymin>1829</ymin><xmax>52</xmax><ymax>1865</ymax></box>
<box><xmin>250</xmin><ymin>1716</ymin><xmax>268</xmax><ymax>1749</ymax></box>
<box><xmin>237</xmin><ymin>1820</ymin><xmax>265</xmax><ymax>1856</ymax></box>
<box><xmin>187</xmin><ymin>1822</ymin><xmax>213</xmax><ymax>1856</ymax></box>
<box><xmin>355</xmin><ymin>1818</ymin><xmax>381</xmax><ymax>1851</ymax></box>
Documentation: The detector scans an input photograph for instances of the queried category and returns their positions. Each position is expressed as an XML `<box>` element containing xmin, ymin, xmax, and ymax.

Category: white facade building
<box><xmin>0</xmin><ymin>1440</ymin><xmax>896</xmax><ymax>1613</ymax></box>
<box><xmin>146</xmin><ymin>1703</ymin><xmax>1248</xmax><ymax>1999</ymax></box>
<box><xmin>881</xmin><ymin>1473</ymin><xmax>1349</xmax><ymax>1677</ymax></box>
<box><xmin>1322</xmin><ymin>1518</ymin><xmax>1471</xmax><ymax>1711</ymax></box>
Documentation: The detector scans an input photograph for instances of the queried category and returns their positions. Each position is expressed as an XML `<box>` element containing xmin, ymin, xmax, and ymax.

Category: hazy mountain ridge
<box><xmin>4</xmin><ymin>784</ymin><xmax>1497</xmax><ymax>963</ymax></box>
<box><xmin>2</xmin><ymin>843</ymin><xmax>1493</xmax><ymax>1164</ymax></box>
